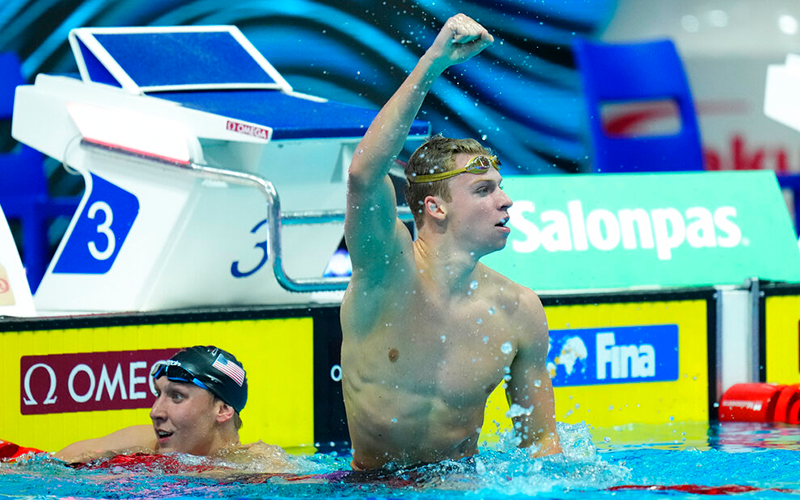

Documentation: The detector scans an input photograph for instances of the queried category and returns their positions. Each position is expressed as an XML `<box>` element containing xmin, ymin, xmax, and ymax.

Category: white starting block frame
<box><xmin>12</xmin><ymin>26</ymin><xmax>428</xmax><ymax>312</ymax></box>
<box><xmin>765</xmin><ymin>53</ymin><xmax>800</xmax><ymax>133</ymax></box>
<box><xmin>0</xmin><ymin>206</ymin><xmax>35</xmax><ymax>317</ymax></box>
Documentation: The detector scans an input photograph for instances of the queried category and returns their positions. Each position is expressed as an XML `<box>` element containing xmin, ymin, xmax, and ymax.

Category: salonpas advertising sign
<box><xmin>483</xmin><ymin>171</ymin><xmax>800</xmax><ymax>290</ymax></box>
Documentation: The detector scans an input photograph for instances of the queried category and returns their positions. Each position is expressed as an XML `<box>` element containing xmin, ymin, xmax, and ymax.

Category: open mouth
<box><xmin>496</xmin><ymin>216</ymin><xmax>510</xmax><ymax>227</ymax></box>
<box><xmin>155</xmin><ymin>429</ymin><xmax>174</xmax><ymax>439</ymax></box>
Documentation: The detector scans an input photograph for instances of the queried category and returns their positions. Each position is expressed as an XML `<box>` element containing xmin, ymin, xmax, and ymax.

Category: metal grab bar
<box><xmin>79</xmin><ymin>140</ymin><xmax>412</xmax><ymax>293</ymax></box>
<box><xmin>282</xmin><ymin>206</ymin><xmax>413</xmax><ymax>225</ymax></box>
<box><xmin>180</xmin><ymin>162</ymin><xmax>351</xmax><ymax>292</ymax></box>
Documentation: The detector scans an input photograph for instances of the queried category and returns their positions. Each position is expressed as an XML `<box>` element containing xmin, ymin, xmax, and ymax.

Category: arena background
<box><xmin>0</xmin><ymin>0</ymin><xmax>616</xmax><ymax>190</ymax></box>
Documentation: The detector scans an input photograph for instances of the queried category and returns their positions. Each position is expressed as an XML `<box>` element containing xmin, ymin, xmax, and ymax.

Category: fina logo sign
<box><xmin>510</xmin><ymin>200</ymin><xmax>743</xmax><ymax>260</ymax></box>
<box><xmin>547</xmin><ymin>324</ymin><xmax>679</xmax><ymax>387</ymax></box>
<box><xmin>19</xmin><ymin>348</ymin><xmax>179</xmax><ymax>415</ymax></box>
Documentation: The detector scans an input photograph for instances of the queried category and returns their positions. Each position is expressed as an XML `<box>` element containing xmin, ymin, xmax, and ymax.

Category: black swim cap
<box><xmin>152</xmin><ymin>346</ymin><xmax>248</xmax><ymax>413</ymax></box>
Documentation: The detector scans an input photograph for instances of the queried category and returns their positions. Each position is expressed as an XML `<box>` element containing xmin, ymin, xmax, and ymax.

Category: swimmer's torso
<box><xmin>341</xmin><ymin>245</ymin><xmax>526</xmax><ymax>469</ymax></box>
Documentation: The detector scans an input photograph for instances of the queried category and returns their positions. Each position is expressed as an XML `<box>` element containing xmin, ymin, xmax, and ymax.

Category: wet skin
<box><xmin>150</xmin><ymin>377</ymin><xmax>231</xmax><ymax>455</ymax></box>
<box><xmin>343</xmin><ymin>154</ymin><xmax>557</xmax><ymax>469</ymax></box>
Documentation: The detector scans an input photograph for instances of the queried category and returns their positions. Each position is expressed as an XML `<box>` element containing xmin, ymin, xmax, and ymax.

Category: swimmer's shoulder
<box><xmin>224</xmin><ymin>441</ymin><xmax>294</xmax><ymax>472</ymax></box>
<box><xmin>55</xmin><ymin>424</ymin><xmax>156</xmax><ymax>463</ymax></box>
<box><xmin>104</xmin><ymin>425</ymin><xmax>158</xmax><ymax>452</ymax></box>
<box><xmin>479</xmin><ymin>264</ymin><xmax>544</xmax><ymax>317</ymax></box>
<box><xmin>479</xmin><ymin>264</ymin><xmax>541</xmax><ymax>299</ymax></box>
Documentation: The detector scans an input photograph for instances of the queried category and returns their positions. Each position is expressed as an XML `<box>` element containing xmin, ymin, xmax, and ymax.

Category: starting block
<box><xmin>12</xmin><ymin>26</ymin><xmax>428</xmax><ymax>312</ymax></box>
<box><xmin>0</xmin><ymin>205</ymin><xmax>35</xmax><ymax>316</ymax></box>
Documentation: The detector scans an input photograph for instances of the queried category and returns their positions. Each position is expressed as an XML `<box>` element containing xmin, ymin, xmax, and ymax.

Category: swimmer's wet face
<box><xmin>152</xmin><ymin>346</ymin><xmax>248</xmax><ymax>414</ymax></box>
<box><xmin>149</xmin><ymin>346</ymin><xmax>248</xmax><ymax>455</ymax></box>
<box><xmin>150</xmin><ymin>376</ymin><xmax>222</xmax><ymax>455</ymax></box>
<box><xmin>404</xmin><ymin>136</ymin><xmax>493</xmax><ymax>229</ymax></box>
<box><xmin>443</xmin><ymin>153</ymin><xmax>513</xmax><ymax>253</ymax></box>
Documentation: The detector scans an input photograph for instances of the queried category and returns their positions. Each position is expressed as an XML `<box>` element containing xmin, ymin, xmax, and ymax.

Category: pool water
<box><xmin>3</xmin><ymin>422</ymin><xmax>800</xmax><ymax>499</ymax></box>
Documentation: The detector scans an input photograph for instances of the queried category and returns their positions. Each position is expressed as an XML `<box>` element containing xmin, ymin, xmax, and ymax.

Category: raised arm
<box><xmin>506</xmin><ymin>292</ymin><xmax>562</xmax><ymax>457</ymax></box>
<box><xmin>344</xmin><ymin>14</ymin><xmax>494</xmax><ymax>273</ymax></box>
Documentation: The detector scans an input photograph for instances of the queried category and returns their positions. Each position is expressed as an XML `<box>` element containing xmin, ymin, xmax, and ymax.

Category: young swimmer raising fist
<box><xmin>341</xmin><ymin>13</ymin><xmax>561</xmax><ymax>470</ymax></box>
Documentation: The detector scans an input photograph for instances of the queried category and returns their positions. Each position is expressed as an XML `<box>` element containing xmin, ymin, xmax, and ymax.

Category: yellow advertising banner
<box><xmin>1</xmin><ymin>317</ymin><xmax>314</xmax><ymax>453</ymax></box>
<box><xmin>480</xmin><ymin>296</ymin><xmax>710</xmax><ymax>444</ymax></box>
<box><xmin>765</xmin><ymin>292</ymin><xmax>800</xmax><ymax>384</ymax></box>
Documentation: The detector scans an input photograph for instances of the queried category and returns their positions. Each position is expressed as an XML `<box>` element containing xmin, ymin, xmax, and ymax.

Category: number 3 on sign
<box><xmin>87</xmin><ymin>201</ymin><xmax>115</xmax><ymax>260</ymax></box>
<box><xmin>231</xmin><ymin>219</ymin><xmax>269</xmax><ymax>278</ymax></box>
<box><xmin>52</xmin><ymin>174</ymin><xmax>139</xmax><ymax>275</ymax></box>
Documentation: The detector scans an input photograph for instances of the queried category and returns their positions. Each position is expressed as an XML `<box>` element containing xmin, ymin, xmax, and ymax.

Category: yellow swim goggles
<box><xmin>409</xmin><ymin>155</ymin><xmax>501</xmax><ymax>183</ymax></box>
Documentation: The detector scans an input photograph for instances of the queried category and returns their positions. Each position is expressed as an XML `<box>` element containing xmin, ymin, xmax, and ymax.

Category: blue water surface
<box><xmin>2</xmin><ymin>422</ymin><xmax>800</xmax><ymax>500</ymax></box>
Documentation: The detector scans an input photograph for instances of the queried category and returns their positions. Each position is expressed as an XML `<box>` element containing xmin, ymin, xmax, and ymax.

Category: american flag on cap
<box><xmin>212</xmin><ymin>353</ymin><xmax>245</xmax><ymax>387</ymax></box>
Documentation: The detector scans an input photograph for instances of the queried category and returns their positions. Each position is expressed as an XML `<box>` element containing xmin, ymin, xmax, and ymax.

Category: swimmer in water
<box><xmin>341</xmin><ymin>13</ymin><xmax>561</xmax><ymax>470</ymax></box>
<box><xmin>55</xmin><ymin>346</ymin><xmax>289</xmax><ymax>470</ymax></box>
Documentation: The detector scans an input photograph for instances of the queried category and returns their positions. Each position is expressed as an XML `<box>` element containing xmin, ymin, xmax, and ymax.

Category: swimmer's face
<box><xmin>150</xmin><ymin>376</ymin><xmax>223</xmax><ymax>455</ymax></box>
<box><xmin>443</xmin><ymin>153</ymin><xmax>513</xmax><ymax>253</ymax></box>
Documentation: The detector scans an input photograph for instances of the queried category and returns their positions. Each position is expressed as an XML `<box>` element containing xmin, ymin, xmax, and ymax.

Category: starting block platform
<box><xmin>11</xmin><ymin>26</ymin><xmax>429</xmax><ymax>313</ymax></box>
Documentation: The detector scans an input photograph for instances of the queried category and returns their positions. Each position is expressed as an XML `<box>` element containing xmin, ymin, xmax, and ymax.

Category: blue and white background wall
<box><xmin>0</xmin><ymin>0</ymin><xmax>617</xmax><ymax>178</ymax></box>
<box><xmin>4</xmin><ymin>0</ymin><xmax>800</xmax><ymax>187</ymax></box>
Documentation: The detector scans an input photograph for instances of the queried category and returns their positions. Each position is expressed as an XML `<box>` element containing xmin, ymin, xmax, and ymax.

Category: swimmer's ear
<box><xmin>424</xmin><ymin>195</ymin><xmax>446</xmax><ymax>221</ymax></box>
<box><xmin>215</xmin><ymin>401</ymin><xmax>236</xmax><ymax>424</ymax></box>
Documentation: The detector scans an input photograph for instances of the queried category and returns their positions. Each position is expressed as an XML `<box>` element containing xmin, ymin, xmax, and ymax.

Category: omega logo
<box><xmin>19</xmin><ymin>349</ymin><xmax>178</xmax><ymax>415</ymax></box>
<box><xmin>22</xmin><ymin>363</ymin><xmax>57</xmax><ymax>405</ymax></box>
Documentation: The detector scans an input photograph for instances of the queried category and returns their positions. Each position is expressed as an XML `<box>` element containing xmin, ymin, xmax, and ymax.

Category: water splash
<box><xmin>403</xmin><ymin>423</ymin><xmax>630</xmax><ymax>495</ymax></box>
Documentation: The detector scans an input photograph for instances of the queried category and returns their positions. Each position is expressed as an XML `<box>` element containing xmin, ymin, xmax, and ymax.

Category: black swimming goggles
<box><xmin>150</xmin><ymin>360</ymin><xmax>210</xmax><ymax>392</ymax></box>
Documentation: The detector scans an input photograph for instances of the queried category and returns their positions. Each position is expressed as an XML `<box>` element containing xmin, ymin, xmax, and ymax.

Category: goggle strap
<box><xmin>408</xmin><ymin>155</ymin><xmax>500</xmax><ymax>184</ymax></box>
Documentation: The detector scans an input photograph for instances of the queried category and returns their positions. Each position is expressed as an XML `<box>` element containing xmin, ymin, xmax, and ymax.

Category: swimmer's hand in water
<box><xmin>425</xmin><ymin>13</ymin><xmax>494</xmax><ymax>69</ymax></box>
<box><xmin>527</xmin><ymin>434</ymin><xmax>563</xmax><ymax>458</ymax></box>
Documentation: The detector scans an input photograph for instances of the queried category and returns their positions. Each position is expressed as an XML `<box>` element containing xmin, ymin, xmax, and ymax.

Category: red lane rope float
<box><xmin>608</xmin><ymin>484</ymin><xmax>793</xmax><ymax>495</ymax></box>
<box><xmin>0</xmin><ymin>439</ymin><xmax>44</xmax><ymax>462</ymax></box>
<box><xmin>70</xmin><ymin>453</ymin><xmax>219</xmax><ymax>474</ymax></box>
<box><xmin>719</xmin><ymin>383</ymin><xmax>800</xmax><ymax>423</ymax></box>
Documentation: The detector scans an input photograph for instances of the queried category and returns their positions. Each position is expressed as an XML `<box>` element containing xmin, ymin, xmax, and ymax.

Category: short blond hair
<box><xmin>404</xmin><ymin>135</ymin><xmax>491</xmax><ymax>228</ymax></box>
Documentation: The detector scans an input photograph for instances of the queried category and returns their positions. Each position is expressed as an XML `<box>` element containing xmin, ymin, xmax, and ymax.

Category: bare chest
<box><xmin>351</xmin><ymin>287</ymin><xmax>518</xmax><ymax>402</ymax></box>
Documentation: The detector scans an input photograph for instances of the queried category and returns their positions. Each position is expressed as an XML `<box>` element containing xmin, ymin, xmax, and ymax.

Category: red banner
<box><xmin>20</xmin><ymin>349</ymin><xmax>180</xmax><ymax>415</ymax></box>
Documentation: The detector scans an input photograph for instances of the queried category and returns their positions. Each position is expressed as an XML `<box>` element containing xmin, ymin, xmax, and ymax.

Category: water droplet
<box><xmin>603</xmin><ymin>436</ymin><xmax>611</xmax><ymax>443</ymax></box>
<box><xmin>488</xmin><ymin>307</ymin><xmax>496</xmax><ymax>315</ymax></box>
<box><xmin>506</xmin><ymin>403</ymin><xmax>532</xmax><ymax>418</ymax></box>
<box><xmin>476</xmin><ymin>318</ymin><xmax>483</xmax><ymax>325</ymax></box>
<box><xmin>441</xmin><ymin>335</ymin><xmax>446</xmax><ymax>342</ymax></box>
<box><xmin>500</xmin><ymin>342</ymin><xmax>513</xmax><ymax>354</ymax></box>
<box><xmin>481</xmin><ymin>134</ymin><xmax>487</xmax><ymax>141</ymax></box>
<box><xmin>469</xmin><ymin>280</ymin><xmax>479</xmax><ymax>290</ymax></box>
<box><xmin>482</xmin><ymin>336</ymin><xmax>489</xmax><ymax>344</ymax></box>
<box><xmin>391</xmin><ymin>418</ymin><xmax>398</xmax><ymax>423</ymax></box>
<box><xmin>533</xmin><ymin>379</ymin><xmax>542</xmax><ymax>388</ymax></box>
